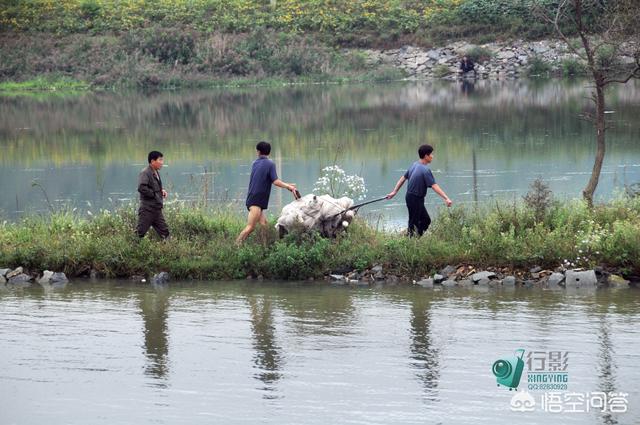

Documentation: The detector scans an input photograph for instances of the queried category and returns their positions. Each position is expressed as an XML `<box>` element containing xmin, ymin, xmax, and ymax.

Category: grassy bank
<box><xmin>2</xmin><ymin>196</ymin><xmax>640</xmax><ymax>281</ymax></box>
<box><xmin>0</xmin><ymin>30</ymin><xmax>405</xmax><ymax>89</ymax></box>
<box><xmin>0</xmin><ymin>1</ymin><xmax>605</xmax><ymax>89</ymax></box>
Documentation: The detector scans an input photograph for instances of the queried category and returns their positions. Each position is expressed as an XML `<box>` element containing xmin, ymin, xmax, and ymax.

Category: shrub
<box><xmin>126</xmin><ymin>26</ymin><xmax>196</xmax><ymax>65</ymax></box>
<box><xmin>433</xmin><ymin>64</ymin><xmax>452</xmax><ymax>78</ymax></box>
<box><xmin>465</xmin><ymin>46</ymin><xmax>493</xmax><ymax>63</ymax></box>
<box><xmin>560</xmin><ymin>57</ymin><xmax>587</xmax><ymax>76</ymax></box>
<box><xmin>527</xmin><ymin>56</ymin><xmax>551</xmax><ymax>77</ymax></box>
<box><xmin>523</xmin><ymin>178</ymin><xmax>553</xmax><ymax>222</ymax></box>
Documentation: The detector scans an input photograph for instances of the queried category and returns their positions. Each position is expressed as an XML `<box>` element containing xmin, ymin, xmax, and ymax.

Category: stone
<box><xmin>524</xmin><ymin>280</ymin><xmax>536</xmax><ymax>288</ymax></box>
<box><xmin>497</xmin><ymin>50</ymin><xmax>516</xmax><ymax>60</ymax></box>
<box><xmin>565</xmin><ymin>270</ymin><xmax>598</xmax><ymax>287</ymax></box>
<box><xmin>374</xmin><ymin>271</ymin><xmax>385</xmax><ymax>280</ymax></box>
<box><xmin>0</xmin><ymin>268</ymin><xmax>10</xmax><ymax>277</ymax></box>
<box><xmin>608</xmin><ymin>274</ymin><xmax>630</xmax><ymax>286</ymax></box>
<box><xmin>477</xmin><ymin>278</ymin><xmax>491</xmax><ymax>286</ymax></box>
<box><xmin>457</xmin><ymin>279</ymin><xmax>473</xmax><ymax>287</ymax></box>
<box><xmin>51</xmin><ymin>272</ymin><xmax>68</xmax><ymax>284</ymax></box>
<box><xmin>151</xmin><ymin>272</ymin><xmax>169</xmax><ymax>284</ymax></box>
<box><xmin>8</xmin><ymin>273</ymin><xmax>31</xmax><ymax>284</ymax></box>
<box><xmin>441</xmin><ymin>279</ymin><xmax>457</xmax><ymax>288</ymax></box>
<box><xmin>0</xmin><ymin>275</ymin><xmax>5</xmax><ymax>284</ymax></box>
<box><xmin>503</xmin><ymin>276</ymin><xmax>516</xmax><ymax>286</ymax></box>
<box><xmin>386</xmin><ymin>275</ymin><xmax>399</xmax><ymax>284</ymax></box>
<box><xmin>426</xmin><ymin>49</ymin><xmax>441</xmax><ymax>60</ymax></box>
<box><xmin>531</xmin><ymin>272</ymin><xmax>540</xmax><ymax>279</ymax></box>
<box><xmin>371</xmin><ymin>265</ymin><xmax>383</xmax><ymax>274</ymax></box>
<box><xmin>530</xmin><ymin>266</ymin><xmax>542</xmax><ymax>274</ymax></box>
<box><xmin>415</xmin><ymin>55</ymin><xmax>430</xmax><ymax>65</ymax></box>
<box><xmin>471</xmin><ymin>271</ymin><xmax>496</xmax><ymax>282</ymax></box>
<box><xmin>38</xmin><ymin>270</ymin><xmax>54</xmax><ymax>284</ymax></box>
<box><xmin>433</xmin><ymin>274</ymin><xmax>444</xmax><ymax>283</ymax></box>
<box><xmin>547</xmin><ymin>272</ymin><xmax>565</xmax><ymax>286</ymax></box>
<box><xmin>439</xmin><ymin>265</ymin><xmax>457</xmax><ymax>277</ymax></box>
<box><xmin>6</xmin><ymin>267</ymin><xmax>23</xmax><ymax>279</ymax></box>
<box><xmin>329</xmin><ymin>274</ymin><xmax>345</xmax><ymax>282</ymax></box>
<box><xmin>416</xmin><ymin>278</ymin><xmax>434</xmax><ymax>288</ymax></box>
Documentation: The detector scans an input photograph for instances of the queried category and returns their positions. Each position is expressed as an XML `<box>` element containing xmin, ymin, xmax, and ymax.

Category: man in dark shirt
<box><xmin>386</xmin><ymin>144</ymin><xmax>452</xmax><ymax>236</ymax></box>
<box><xmin>236</xmin><ymin>141</ymin><xmax>298</xmax><ymax>244</ymax></box>
<box><xmin>137</xmin><ymin>150</ymin><xmax>169</xmax><ymax>239</ymax></box>
<box><xmin>459</xmin><ymin>55</ymin><xmax>475</xmax><ymax>75</ymax></box>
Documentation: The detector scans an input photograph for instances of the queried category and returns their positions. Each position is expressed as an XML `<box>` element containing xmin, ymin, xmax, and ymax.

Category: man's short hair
<box><xmin>418</xmin><ymin>144</ymin><xmax>433</xmax><ymax>159</ymax></box>
<box><xmin>148</xmin><ymin>150</ymin><xmax>163</xmax><ymax>163</ymax></box>
<box><xmin>256</xmin><ymin>141</ymin><xmax>271</xmax><ymax>155</ymax></box>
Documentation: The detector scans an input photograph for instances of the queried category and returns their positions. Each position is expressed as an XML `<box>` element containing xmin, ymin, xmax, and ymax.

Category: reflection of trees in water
<box><xmin>409</xmin><ymin>296</ymin><xmax>440</xmax><ymax>401</ymax></box>
<box><xmin>597</xmin><ymin>315</ymin><xmax>618</xmax><ymax>425</ymax></box>
<box><xmin>138</xmin><ymin>287</ymin><xmax>170</xmax><ymax>386</ymax></box>
<box><xmin>2</xmin><ymin>80</ymin><xmax>639</xmax><ymax>166</ymax></box>
<box><xmin>247</xmin><ymin>294</ymin><xmax>283</xmax><ymax>396</ymax></box>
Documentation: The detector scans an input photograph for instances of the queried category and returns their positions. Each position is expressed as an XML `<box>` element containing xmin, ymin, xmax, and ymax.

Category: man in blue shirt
<box><xmin>386</xmin><ymin>144</ymin><xmax>452</xmax><ymax>236</ymax></box>
<box><xmin>236</xmin><ymin>141</ymin><xmax>298</xmax><ymax>244</ymax></box>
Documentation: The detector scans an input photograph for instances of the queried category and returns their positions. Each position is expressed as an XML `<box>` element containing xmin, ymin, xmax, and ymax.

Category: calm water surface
<box><xmin>1</xmin><ymin>281</ymin><xmax>639</xmax><ymax>424</ymax></box>
<box><xmin>1</xmin><ymin>79</ymin><xmax>640</xmax><ymax>226</ymax></box>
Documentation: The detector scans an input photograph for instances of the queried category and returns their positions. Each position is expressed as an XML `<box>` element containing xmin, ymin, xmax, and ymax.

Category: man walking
<box><xmin>386</xmin><ymin>144</ymin><xmax>452</xmax><ymax>237</ymax></box>
<box><xmin>236</xmin><ymin>141</ymin><xmax>298</xmax><ymax>245</ymax></box>
<box><xmin>137</xmin><ymin>150</ymin><xmax>169</xmax><ymax>239</ymax></box>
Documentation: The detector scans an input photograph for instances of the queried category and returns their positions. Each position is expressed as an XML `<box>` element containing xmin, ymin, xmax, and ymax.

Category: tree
<box><xmin>539</xmin><ymin>0</ymin><xmax>640</xmax><ymax>206</ymax></box>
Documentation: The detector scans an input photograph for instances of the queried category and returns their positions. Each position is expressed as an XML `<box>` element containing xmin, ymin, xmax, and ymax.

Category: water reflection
<box><xmin>1</xmin><ymin>80</ymin><xmax>639</xmax><ymax>223</ymax></box>
<box><xmin>247</xmin><ymin>294</ymin><xmax>283</xmax><ymax>397</ymax></box>
<box><xmin>138</xmin><ymin>285</ymin><xmax>170</xmax><ymax>386</ymax></box>
<box><xmin>408</xmin><ymin>294</ymin><xmax>440</xmax><ymax>401</ymax></box>
<box><xmin>597</xmin><ymin>316</ymin><xmax>618</xmax><ymax>425</ymax></box>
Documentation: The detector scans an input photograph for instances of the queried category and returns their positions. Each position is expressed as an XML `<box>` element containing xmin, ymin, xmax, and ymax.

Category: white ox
<box><xmin>276</xmin><ymin>194</ymin><xmax>356</xmax><ymax>238</ymax></box>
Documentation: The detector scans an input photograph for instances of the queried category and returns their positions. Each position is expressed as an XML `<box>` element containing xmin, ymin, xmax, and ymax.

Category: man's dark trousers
<box><xmin>405</xmin><ymin>193</ymin><xmax>431</xmax><ymax>237</ymax></box>
<box><xmin>137</xmin><ymin>206</ymin><xmax>169</xmax><ymax>239</ymax></box>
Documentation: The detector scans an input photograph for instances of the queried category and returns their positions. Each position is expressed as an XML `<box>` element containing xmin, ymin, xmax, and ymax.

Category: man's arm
<box><xmin>273</xmin><ymin>178</ymin><xmax>296</xmax><ymax>192</ymax></box>
<box><xmin>431</xmin><ymin>183</ymin><xmax>452</xmax><ymax>207</ymax></box>
<box><xmin>386</xmin><ymin>176</ymin><xmax>407</xmax><ymax>199</ymax></box>
<box><xmin>137</xmin><ymin>172</ymin><xmax>156</xmax><ymax>199</ymax></box>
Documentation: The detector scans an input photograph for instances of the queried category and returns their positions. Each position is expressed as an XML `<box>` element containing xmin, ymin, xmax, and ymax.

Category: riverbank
<box><xmin>3</xmin><ymin>31</ymin><xmax>636</xmax><ymax>92</ymax></box>
<box><xmin>1</xmin><ymin>197</ymin><xmax>640</xmax><ymax>283</ymax></box>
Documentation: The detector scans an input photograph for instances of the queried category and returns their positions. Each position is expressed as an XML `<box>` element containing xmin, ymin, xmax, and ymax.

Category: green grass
<box><xmin>2</xmin><ymin>196</ymin><xmax>640</xmax><ymax>280</ymax></box>
<box><xmin>0</xmin><ymin>77</ymin><xmax>89</xmax><ymax>92</ymax></box>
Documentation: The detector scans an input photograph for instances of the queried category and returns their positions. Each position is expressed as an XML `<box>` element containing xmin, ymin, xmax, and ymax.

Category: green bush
<box><xmin>433</xmin><ymin>64</ymin><xmax>452</xmax><ymax>78</ymax></box>
<box><xmin>527</xmin><ymin>56</ymin><xmax>551</xmax><ymax>77</ymax></box>
<box><xmin>560</xmin><ymin>57</ymin><xmax>587</xmax><ymax>76</ymax></box>
<box><xmin>465</xmin><ymin>46</ymin><xmax>493</xmax><ymax>63</ymax></box>
<box><xmin>125</xmin><ymin>27</ymin><xmax>196</xmax><ymax>65</ymax></box>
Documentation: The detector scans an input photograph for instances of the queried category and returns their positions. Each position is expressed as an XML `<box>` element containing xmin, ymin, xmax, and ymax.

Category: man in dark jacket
<box><xmin>459</xmin><ymin>55</ymin><xmax>475</xmax><ymax>75</ymax></box>
<box><xmin>137</xmin><ymin>151</ymin><xmax>169</xmax><ymax>239</ymax></box>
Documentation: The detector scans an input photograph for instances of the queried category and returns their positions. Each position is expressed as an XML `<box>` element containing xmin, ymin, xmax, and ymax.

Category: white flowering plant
<box><xmin>313</xmin><ymin>165</ymin><xmax>367</xmax><ymax>201</ymax></box>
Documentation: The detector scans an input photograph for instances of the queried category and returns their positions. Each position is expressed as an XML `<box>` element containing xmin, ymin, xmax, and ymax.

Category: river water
<box><xmin>1</xmin><ymin>281</ymin><xmax>639</xmax><ymax>424</ymax></box>
<box><xmin>1</xmin><ymin>79</ymin><xmax>640</xmax><ymax>226</ymax></box>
